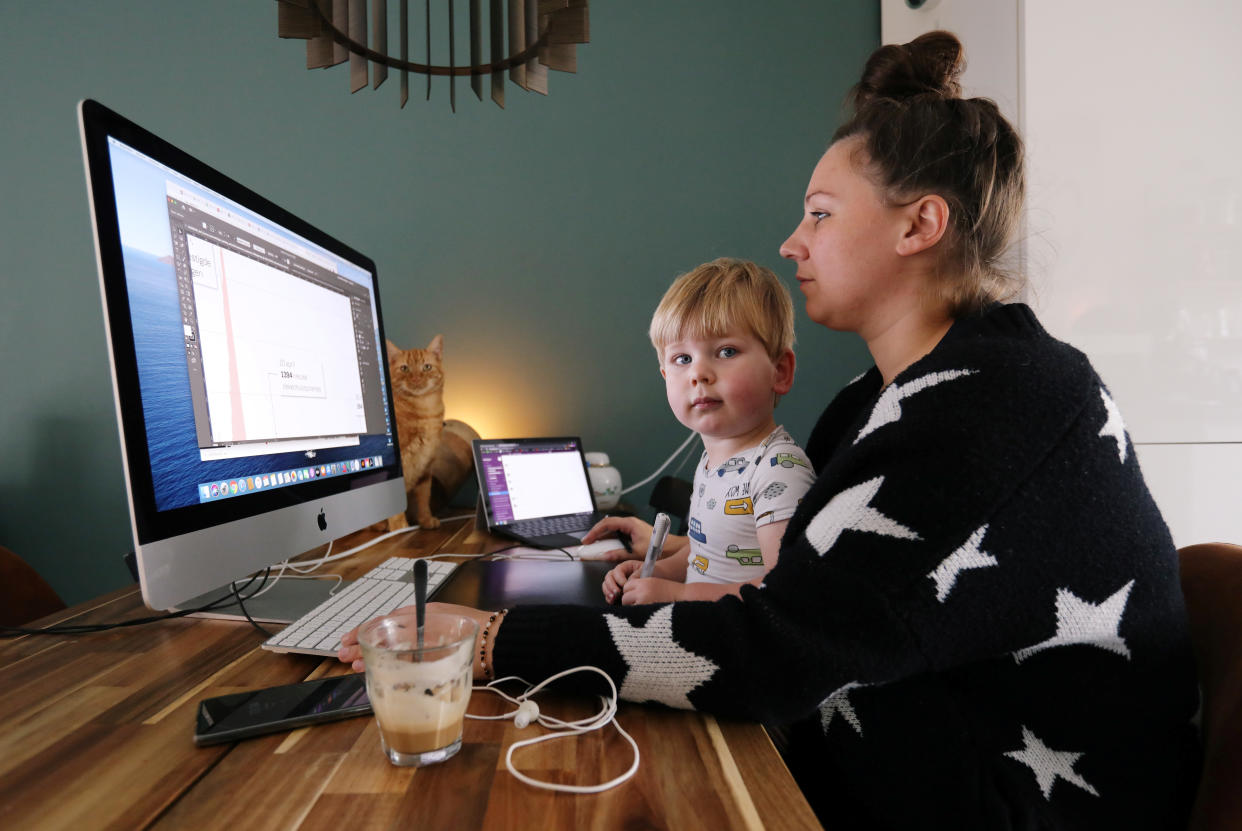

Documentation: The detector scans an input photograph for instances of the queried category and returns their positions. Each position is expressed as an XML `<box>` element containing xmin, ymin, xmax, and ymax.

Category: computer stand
<box><xmin>173</xmin><ymin>576</ymin><xmax>344</xmax><ymax>625</ymax></box>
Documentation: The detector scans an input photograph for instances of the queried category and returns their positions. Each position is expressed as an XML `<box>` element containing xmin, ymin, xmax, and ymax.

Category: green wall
<box><xmin>0</xmin><ymin>1</ymin><xmax>878</xmax><ymax>607</ymax></box>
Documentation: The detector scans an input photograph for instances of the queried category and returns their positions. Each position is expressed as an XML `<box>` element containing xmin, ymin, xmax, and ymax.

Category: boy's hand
<box><xmin>583</xmin><ymin>516</ymin><xmax>652</xmax><ymax>562</ymax></box>
<box><xmin>603</xmin><ymin>559</ymin><xmax>643</xmax><ymax>603</ymax></box>
<box><xmin>621</xmin><ymin>576</ymin><xmax>683</xmax><ymax>605</ymax></box>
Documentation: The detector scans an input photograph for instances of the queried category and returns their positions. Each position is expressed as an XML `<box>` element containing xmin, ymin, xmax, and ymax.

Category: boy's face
<box><xmin>659</xmin><ymin>330</ymin><xmax>794</xmax><ymax>443</ymax></box>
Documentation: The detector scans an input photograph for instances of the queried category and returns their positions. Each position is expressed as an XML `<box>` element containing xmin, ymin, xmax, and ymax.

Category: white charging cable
<box><xmin>291</xmin><ymin>512</ymin><xmax>477</xmax><ymax>572</ymax></box>
<box><xmin>467</xmin><ymin>667</ymin><xmax>640</xmax><ymax>794</ymax></box>
<box><xmin>263</xmin><ymin>430</ymin><xmax>696</xmax><ymax>593</ymax></box>
<box><xmin>620</xmin><ymin>431</ymin><xmax>699</xmax><ymax>495</ymax></box>
<box><xmin>248</xmin><ymin>512</ymin><xmax>482</xmax><ymax>598</ymax></box>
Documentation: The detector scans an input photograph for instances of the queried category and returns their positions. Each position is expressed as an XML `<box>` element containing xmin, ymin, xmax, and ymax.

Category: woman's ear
<box><xmin>896</xmin><ymin>194</ymin><xmax>950</xmax><ymax>257</ymax></box>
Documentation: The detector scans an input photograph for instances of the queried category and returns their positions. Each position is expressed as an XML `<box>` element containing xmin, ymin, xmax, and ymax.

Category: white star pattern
<box><xmin>819</xmin><ymin>681</ymin><xmax>866</xmax><ymax>736</ymax></box>
<box><xmin>929</xmin><ymin>525</ymin><xmax>999</xmax><ymax>602</ymax></box>
<box><xmin>804</xmin><ymin>476</ymin><xmax>920</xmax><ymax>556</ymax></box>
<box><xmin>854</xmin><ymin>369</ymin><xmax>977</xmax><ymax>444</ymax></box>
<box><xmin>1004</xmin><ymin>726</ymin><xmax>1099</xmax><ymax>800</ymax></box>
<box><xmin>1098</xmin><ymin>387</ymin><xmax>1128</xmax><ymax>463</ymax></box>
<box><xmin>1013</xmin><ymin>581</ymin><xmax>1135</xmax><ymax>663</ymax></box>
<box><xmin>603</xmin><ymin>605</ymin><xmax>718</xmax><ymax>709</ymax></box>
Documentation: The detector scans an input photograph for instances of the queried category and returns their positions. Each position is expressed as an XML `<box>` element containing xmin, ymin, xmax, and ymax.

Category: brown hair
<box><xmin>834</xmin><ymin>30</ymin><xmax>1026</xmax><ymax>316</ymax></box>
<box><xmin>649</xmin><ymin>258</ymin><xmax>795</xmax><ymax>363</ymax></box>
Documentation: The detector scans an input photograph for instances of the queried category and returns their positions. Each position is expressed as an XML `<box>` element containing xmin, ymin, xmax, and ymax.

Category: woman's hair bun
<box><xmin>835</xmin><ymin>30</ymin><xmax>1026</xmax><ymax>315</ymax></box>
<box><xmin>851</xmin><ymin>30</ymin><xmax>964</xmax><ymax>107</ymax></box>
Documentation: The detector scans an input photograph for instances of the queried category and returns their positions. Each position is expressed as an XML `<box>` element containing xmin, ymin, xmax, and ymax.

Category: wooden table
<box><xmin>0</xmin><ymin>519</ymin><xmax>822</xmax><ymax>830</ymax></box>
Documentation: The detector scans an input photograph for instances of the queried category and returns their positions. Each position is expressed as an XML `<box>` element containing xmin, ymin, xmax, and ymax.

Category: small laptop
<box><xmin>472</xmin><ymin>436</ymin><xmax>612</xmax><ymax>548</ymax></box>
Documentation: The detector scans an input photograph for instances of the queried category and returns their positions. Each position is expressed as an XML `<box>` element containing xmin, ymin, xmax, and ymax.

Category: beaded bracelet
<box><xmin>479</xmin><ymin>608</ymin><xmax>508</xmax><ymax>681</ymax></box>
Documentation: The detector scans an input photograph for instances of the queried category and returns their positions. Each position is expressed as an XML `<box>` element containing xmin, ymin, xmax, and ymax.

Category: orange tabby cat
<box><xmin>384</xmin><ymin>335</ymin><xmax>445</xmax><ymax>530</ymax></box>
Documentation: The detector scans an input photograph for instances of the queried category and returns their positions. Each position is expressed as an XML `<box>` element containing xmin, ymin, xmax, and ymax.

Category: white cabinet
<box><xmin>882</xmin><ymin>0</ymin><xmax>1242</xmax><ymax>546</ymax></box>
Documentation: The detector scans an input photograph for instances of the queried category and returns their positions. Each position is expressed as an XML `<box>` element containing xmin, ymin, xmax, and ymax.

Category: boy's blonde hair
<box><xmin>649</xmin><ymin>258</ymin><xmax>795</xmax><ymax>362</ymax></box>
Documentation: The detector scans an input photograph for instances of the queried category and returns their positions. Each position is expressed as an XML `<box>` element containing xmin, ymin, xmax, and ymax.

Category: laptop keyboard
<box><xmin>261</xmin><ymin>557</ymin><xmax>458</xmax><ymax>657</ymax></box>
<box><xmin>507</xmin><ymin>512</ymin><xmax>596</xmax><ymax>538</ymax></box>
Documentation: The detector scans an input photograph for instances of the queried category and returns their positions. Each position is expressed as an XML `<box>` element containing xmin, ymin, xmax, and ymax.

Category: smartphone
<box><xmin>194</xmin><ymin>673</ymin><xmax>371</xmax><ymax>746</ymax></box>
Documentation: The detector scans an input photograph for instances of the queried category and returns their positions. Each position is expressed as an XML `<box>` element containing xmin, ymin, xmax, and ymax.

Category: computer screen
<box><xmin>79</xmin><ymin>99</ymin><xmax>406</xmax><ymax>616</ymax></box>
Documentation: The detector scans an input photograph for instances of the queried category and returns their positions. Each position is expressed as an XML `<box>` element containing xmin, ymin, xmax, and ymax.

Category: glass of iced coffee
<box><xmin>358</xmin><ymin>610</ymin><xmax>478</xmax><ymax>766</ymax></box>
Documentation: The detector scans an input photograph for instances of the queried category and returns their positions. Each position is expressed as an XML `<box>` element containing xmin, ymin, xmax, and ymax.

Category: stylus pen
<box><xmin>640</xmin><ymin>513</ymin><xmax>671</xmax><ymax>578</ymax></box>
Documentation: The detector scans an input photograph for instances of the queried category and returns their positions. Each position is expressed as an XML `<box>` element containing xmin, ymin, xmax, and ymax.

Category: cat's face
<box><xmin>387</xmin><ymin>335</ymin><xmax>444</xmax><ymax>396</ymax></box>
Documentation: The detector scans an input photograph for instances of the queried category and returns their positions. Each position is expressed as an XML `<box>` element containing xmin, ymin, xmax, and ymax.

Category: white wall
<box><xmin>882</xmin><ymin>0</ymin><xmax>1242</xmax><ymax>547</ymax></box>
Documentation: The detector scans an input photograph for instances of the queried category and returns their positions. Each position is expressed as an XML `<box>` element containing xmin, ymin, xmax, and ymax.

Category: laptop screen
<box><xmin>474</xmin><ymin>437</ymin><xmax>595</xmax><ymax>525</ymax></box>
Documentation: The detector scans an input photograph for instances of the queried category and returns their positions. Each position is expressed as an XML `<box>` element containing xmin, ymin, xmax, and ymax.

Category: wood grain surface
<box><xmin>0</xmin><ymin>520</ymin><xmax>821</xmax><ymax>830</ymax></box>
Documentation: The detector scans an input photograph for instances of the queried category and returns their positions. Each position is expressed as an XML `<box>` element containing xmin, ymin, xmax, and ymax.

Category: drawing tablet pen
<box><xmin>640</xmin><ymin>513</ymin><xmax>671</xmax><ymax>578</ymax></box>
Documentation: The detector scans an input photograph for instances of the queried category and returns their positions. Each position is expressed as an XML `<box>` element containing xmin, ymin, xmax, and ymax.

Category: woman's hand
<box><xmin>582</xmin><ymin>516</ymin><xmax>653</xmax><ymax>562</ymax></box>
<box><xmin>602</xmin><ymin>559</ymin><xmax>643</xmax><ymax>603</ymax></box>
<box><xmin>336</xmin><ymin>601</ymin><xmax>495</xmax><ymax>675</ymax></box>
<box><xmin>337</xmin><ymin>608</ymin><xmax>393</xmax><ymax>672</ymax></box>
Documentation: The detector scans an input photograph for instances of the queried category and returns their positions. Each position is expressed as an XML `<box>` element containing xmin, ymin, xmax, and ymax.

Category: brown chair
<box><xmin>0</xmin><ymin>545</ymin><xmax>67</xmax><ymax>626</ymax></box>
<box><xmin>1178</xmin><ymin>542</ymin><xmax>1242</xmax><ymax>830</ymax></box>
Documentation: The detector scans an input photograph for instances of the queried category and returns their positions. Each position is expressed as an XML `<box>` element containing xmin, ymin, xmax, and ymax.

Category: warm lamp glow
<box><xmin>446</xmin><ymin>385</ymin><xmax>542</xmax><ymax>439</ymax></box>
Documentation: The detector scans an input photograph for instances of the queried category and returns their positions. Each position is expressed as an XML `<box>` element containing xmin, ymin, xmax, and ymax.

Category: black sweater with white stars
<box><xmin>495</xmin><ymin>302</ymin><xmax>1201</xmax><ymax>829</ymax></box>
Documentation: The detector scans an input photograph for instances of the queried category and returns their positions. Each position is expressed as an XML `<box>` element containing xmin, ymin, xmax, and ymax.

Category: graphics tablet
<box><xmin>430</xmin><ymin>559</ymin><xmax>614</xmax><ymax>610</ymax></box>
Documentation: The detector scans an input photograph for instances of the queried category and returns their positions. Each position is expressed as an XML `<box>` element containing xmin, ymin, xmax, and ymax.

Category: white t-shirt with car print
<box><xmin>685</xmin><ymin>427</ymin><xmax>814</xmax><ymax>585</ymax></box>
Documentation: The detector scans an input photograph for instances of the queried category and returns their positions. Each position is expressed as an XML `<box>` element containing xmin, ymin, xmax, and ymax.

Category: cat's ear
<box><xmin>427</xmin><ymin>334</ymin><xmax>444</xmax><ymax>359</ymax></box>
<box><xmin>386</xmin><ymin>339</ymin><xmax>401</xmax><ymax>360</ymax></box>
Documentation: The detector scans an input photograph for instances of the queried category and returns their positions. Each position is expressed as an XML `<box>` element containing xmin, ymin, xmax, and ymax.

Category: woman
<box><xmin>343</xmin><ymin>31</ymin><xmax>1201</xmax><ymax>828</ymax></box>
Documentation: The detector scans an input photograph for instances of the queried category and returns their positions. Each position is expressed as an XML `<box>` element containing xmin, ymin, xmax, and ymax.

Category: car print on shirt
<box><xmin>688</xmin><ymin>516</ymin><xmax>707</xmax><ymax>543</ymax></box>
<box><xmin>770</xmin><ymin>452</ymin><xmax>810</xmax><ymax>470</ymax></box>
<box><xmin>717</xmin><ymin>457</ymin><xmax>749</xmax><ymax>477</ymax></box>
<box><xmin>725</xmin><ymin>545</ymin><xmax>764</xmax><ymax>566</ymax></box>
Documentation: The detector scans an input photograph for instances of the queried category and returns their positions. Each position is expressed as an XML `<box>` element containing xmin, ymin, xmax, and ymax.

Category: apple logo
<box><xmin>317</xmin><ymin>509</ymin><xmax>327</xmax><ymax>531</ymax></box>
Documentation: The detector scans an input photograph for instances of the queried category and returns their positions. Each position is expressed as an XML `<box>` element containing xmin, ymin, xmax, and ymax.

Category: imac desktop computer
<box><xmin>79</xmin><ymin>99</ymin><xmax>407</xmax><ymax>621</ymax></box>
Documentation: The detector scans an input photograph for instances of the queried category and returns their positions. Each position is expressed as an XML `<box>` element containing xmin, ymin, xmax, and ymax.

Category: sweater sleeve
<box><xmin>495</xmin><ymin>320</ymin><xmax>1183</xmax><ymax>728</ymax></box>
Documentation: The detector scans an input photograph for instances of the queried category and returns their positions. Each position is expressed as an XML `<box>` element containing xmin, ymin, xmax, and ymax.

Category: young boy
<box><xmin>589</xmin><ymin>258</ymin><xmax>815</xmax><ymax>604</ymax></box>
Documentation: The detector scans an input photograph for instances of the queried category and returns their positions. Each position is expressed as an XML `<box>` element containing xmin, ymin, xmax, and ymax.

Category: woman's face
<box><xmin>779</xmin><ymin>138</ymin><xmax>916</xmax><ymax>336</ymax></box>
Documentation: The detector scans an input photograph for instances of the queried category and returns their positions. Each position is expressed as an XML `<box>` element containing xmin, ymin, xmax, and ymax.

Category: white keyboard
<box><xmin>261</xmin><ymin>557</ymin><xmax>459</xmax><ymax>657</ymax></box>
